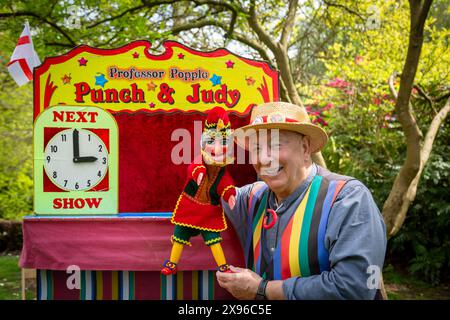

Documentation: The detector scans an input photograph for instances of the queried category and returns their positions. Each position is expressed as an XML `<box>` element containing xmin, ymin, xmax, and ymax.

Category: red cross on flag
<box><xmin>7</xmin><ymin>21</ymin><xmax>41</xmax><ymax>86</ymax></box>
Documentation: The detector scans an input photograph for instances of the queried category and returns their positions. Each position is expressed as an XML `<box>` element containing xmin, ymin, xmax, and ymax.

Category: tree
<box><xmin>308</xmin><ymin>0</ymin><xmax>449</xmax><ymax>237</ymax></box>
<box><xmin>382</xmin><ymin>0</ymin><xmax>449</xmax><ymax>237</ymax></box>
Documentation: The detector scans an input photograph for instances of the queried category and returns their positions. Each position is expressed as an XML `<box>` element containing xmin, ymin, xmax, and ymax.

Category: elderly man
<box><xmin>217</xmin><ymin>102</ymin><xmax>387</xmax><ymax>300</ymax></box>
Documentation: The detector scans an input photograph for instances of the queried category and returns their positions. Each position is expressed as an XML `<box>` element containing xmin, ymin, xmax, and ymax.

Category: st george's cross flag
<box><xmin>7</xmin><ymin>21</ymin><xmax>41</xmax><ymax>86</ymax></box>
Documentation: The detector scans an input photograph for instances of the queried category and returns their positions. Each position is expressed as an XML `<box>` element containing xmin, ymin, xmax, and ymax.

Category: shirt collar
<box><xmin>267</xmin><ymin>163</ymin><xmax>317</xmax><ymax>213</ymax></box>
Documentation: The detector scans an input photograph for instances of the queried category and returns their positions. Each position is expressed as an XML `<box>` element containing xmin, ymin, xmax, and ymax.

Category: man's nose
<box><xmin>258</xmin><ymin>145</ymin><xmax>272</xmax><ymax>165</ymax></box>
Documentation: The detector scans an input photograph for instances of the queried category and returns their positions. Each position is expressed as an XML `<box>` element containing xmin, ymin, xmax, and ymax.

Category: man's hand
<box><xmin>228</xmin><ymin>195</ymin><xmax>236</xmax><ymax>210</ymax></box>
<box><xmin>216</xmin><ymin>266</ymin><xmax>261</xmax><ymax>300</ymax></box>
<box><xmin>196</xmin><ymin>173</ymin><xmax>203</xmax><ymax>185</ymax></box>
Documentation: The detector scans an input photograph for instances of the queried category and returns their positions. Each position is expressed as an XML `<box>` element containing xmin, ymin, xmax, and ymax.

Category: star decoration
<box><xmin>225</xmin><ymin>60</ymin><xmax>234</xmax><ymax>68</ymax></box>
<box><xmin>147</xmin><ymin>81</ymin><xmax>157</xmax><ymax>91</ymax></box>
<box><xmin>78</xmin><ymin>57</ymin><xmax>88</xmax><ymax>66</ymax></box>
<box><xmin>209</xmin><ymin>74</ymin><xmax>222</xmax><ymax>86</ymax></box>
<box><xmin>95</xmin><ymin>73</ymin><xmax>108</xmax><ymax>87</ymax></box>
<box><xmin>132</xmin><ymin>52</ymin><xmax>139</xmax><ymax>59</ymax></box>
<box><xmin>61</xmin><ymin>74</ymin><xmax>72</xmax><ymax>85</ymax></box>
<box><xmin>149</xmin><ymin>102</ymin><xmax>156</xmax><ymax>108</ymax></box>
<box><xmin>245</xmin><ymin>76</ymin><xmax>255</xmax><ymax>86</ymax></box>
<box><xmin>177</xmin><ymin>53</ymin><xmax>185</xmax><ymax>59</ymax></box>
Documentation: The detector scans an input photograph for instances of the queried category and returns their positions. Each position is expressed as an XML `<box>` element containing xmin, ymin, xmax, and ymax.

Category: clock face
<box><xmin>43</xmin><ymin>128</ymin><xmax>108</xmax><ymax>191</ymax></box>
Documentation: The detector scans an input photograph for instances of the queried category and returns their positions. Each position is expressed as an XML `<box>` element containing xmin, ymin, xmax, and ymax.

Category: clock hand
<box><xmin>75</xmin><ymin>156</ymin><xmax>98</xmax><ymax>163</ymax></box>
<box><xmin>73</xmin><ymin>129</ymin><xmax>80</xmax><ymax>161</ymax></box>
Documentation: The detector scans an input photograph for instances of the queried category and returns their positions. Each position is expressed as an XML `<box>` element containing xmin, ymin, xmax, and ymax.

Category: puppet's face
<box><xmin>201</xmin><ymin>131</ymin><xmax>232</xmax><ymax>166</ymax></box>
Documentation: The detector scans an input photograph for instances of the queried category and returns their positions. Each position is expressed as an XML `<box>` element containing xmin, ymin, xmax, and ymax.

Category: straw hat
<box><xmin>234</xmin><ymin>102</ymin><xmax>328</xmax><ymax>153</ymax></box>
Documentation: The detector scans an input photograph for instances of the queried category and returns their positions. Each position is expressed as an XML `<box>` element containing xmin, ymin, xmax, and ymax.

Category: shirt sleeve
<box><xmin>282</xmin><ymin>180</ymin><xmax>387</xmax><ymax>300</ymax></box>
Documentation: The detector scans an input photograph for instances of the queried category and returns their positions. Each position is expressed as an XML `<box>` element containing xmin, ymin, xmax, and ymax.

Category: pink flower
<box><xmin>355</xmin><ymin>55</ymin><xmax>364</xmax><ymax>65</ymax></box>
<box><xmin>326</xmin><ymin>78</ymin><xmax>351</xmax><ymax>89</ymax></box>
<box><xmin>322</xmin><ymin>103</ymin><xmax>334</xmax><ymax>111</ymax></box>
<box><xmin>372</xmin><ymin>97</ymin><xmax>382</xmax><ymax>106</ymax></box>
<box><xmin>344</xmin><ymin>89</ymin><xmax>355</xmax><ymax>95</ymax></box>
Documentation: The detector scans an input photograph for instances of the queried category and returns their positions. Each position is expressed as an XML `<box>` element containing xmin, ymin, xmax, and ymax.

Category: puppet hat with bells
<box><xmin>234</xmin><ymin>102</ymin><xmax>328</xmax><ymax>153</ymax></box>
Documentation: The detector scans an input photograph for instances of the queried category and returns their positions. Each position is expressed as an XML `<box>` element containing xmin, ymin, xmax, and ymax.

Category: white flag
<box><xmin>7</xmin><ymin>21</ymin><xmax>41</xmax><ymax>86</ymax></box>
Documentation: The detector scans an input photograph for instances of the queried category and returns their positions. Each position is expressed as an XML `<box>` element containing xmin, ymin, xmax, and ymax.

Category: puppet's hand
<box><xmin>228</xmin><ymin>195</ymin><xmax>236</xmax><ymax>210</ymax></box>
<box><xmin>196</xmin><ymin>173</ymin><xmax>204</xmax><ymax>185</ymax></box>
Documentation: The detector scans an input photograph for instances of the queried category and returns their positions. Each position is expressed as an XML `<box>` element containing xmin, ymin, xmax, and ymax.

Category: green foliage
<box><xmin>0</xmin><ymin>74</ymin><xmax>33</xmax><ymax>220</ymax></box>
<box><xmin>306</xmin><ymin>0</ymin><xmax>450</xmax><ymax>284</ymax></box>
<box><xmin>388</xmin><ymin>133</ymin><xmax>450</xmax><ymax>285</ymax></box>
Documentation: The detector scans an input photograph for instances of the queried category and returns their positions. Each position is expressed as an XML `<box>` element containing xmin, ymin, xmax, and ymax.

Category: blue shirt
<box><xmin>222</xmin><ymin>164</ymin><xmax>387</xmax><ymax>300</ymax></box>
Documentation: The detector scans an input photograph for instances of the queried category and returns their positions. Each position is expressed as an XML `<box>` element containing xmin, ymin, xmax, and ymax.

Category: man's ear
<box><xmin>302</xmin><ymin>135</ymin><xmax>312</xmax><ymax>160</ymax></box>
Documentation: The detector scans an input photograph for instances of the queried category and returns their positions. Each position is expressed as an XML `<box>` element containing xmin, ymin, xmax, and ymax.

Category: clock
<box><xmin>43</xmin><ymin>128</ymin><xmax>109</xmax><ymax>191</ymax></box>
<box><xmin>34</xmin><ymin>105</ymin><xmax>118</xmax><ymax>215</ymax></box>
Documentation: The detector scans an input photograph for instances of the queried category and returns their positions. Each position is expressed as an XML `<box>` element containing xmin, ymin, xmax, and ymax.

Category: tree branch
<box><xmin>248</xmin><ymin>0</ymin><xmax>278</xmax><ymax>53</ymax></box>
<box><xmin>388</xmin><ymin>72</ymin><xmax>399</xmax><ymax>99</ymax></box>
<box><xmin>280</xmin><ymin>0</ymin><xmax>298</xmax><ymax>49</ymax></box>
<box><xmin>0</xmin><ymin>11</ymin><xmax>77</xmax><ymax>46</ymax></box>
<box><xmin>322</xmin><ymin>0</ymin><xmax>366</xmax><ymax>22</ymax></box>
<box><xmin>87</xmin><ymin>5</ymin><xmax>146</xmax><ymax>28</ymax></box>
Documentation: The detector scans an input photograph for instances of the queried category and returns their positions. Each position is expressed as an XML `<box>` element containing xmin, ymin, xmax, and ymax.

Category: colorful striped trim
<box><xmin>37</xmin><ymin>270</ymin><xmax>53</xmax><ymax>300</ymax></box>
<box><xmin>251</xmin><ymin>191</ymin><xmax>269</xmax><ymax>275</ymax></box>
<box><xmin>78</xmin><ymin>271</ymin><xmax>135</xmax><ymax>300</ymax></box>
<box><xmin>37</xmin><ymin>270</ymin><xmax>217</xmax><ymax>300</ymax></box>
<box><xmin>161</xmin><ymin>271</ymin><xmax>215</xmax><ymax>300</ymax></box>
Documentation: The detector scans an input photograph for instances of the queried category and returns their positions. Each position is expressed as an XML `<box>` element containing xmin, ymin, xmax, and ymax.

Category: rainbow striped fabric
<box><xmin>160</xmin><ymin>271</ymin><xmax>215</xmax><ymax>300</ymax></box>
<box><xmin>37</xmin><ymin>269</ymin><xmax>225</xmax><ymax>300</ymax></box>
<box><xmin>248</xmin><ymin>169</ymin><xmax>348</xmax><ymax>280</ymax></box>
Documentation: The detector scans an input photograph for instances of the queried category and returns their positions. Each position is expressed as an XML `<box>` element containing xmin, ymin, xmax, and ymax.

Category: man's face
<box><xmin>249</xmin><ymin>130</ymin><xmax>311</xmax><ymax>198</ymax></box>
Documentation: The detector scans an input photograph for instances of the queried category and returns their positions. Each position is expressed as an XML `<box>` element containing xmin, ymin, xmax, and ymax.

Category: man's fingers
<box><xmin>216</xmin><ymin>270</ymin><xmax>236</xmax><ymax>282</ymax></box>
<box><xmin>229</xmin><ymin>265</ymin><xmax>245</xmax><ymax>273</ymax></box>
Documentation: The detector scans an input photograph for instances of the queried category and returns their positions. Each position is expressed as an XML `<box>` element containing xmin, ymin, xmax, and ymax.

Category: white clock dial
<box><xmin>43</xmin><ymin>128</ymin><xmax>108</xmax><ymax>191</ymax></box>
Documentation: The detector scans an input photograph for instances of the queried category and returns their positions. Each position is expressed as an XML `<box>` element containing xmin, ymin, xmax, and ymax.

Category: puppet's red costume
<box><xmin>171</xmin><ymin>157</ymin><xmax>236</xmax><ymax>232</ymax></box>
<box><xmin>161</xmin><ymin>107</ymin><xmax>236</xmax><ymax>275</ymax></box>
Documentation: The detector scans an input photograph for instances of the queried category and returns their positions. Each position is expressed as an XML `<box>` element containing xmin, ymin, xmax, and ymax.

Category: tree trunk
<box><xmin>382</xmin><ymin>0</ymin><xmax>434</xmax><ymax>237</ymax></box>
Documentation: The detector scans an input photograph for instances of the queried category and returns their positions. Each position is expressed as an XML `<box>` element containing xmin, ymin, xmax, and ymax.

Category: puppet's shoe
<box><xmin>218</xmin><ymin>264</ymin><xmax>233</xmax><ymax>273</ymax></box>
<box><xmin>161</xmin><ymin>260</ymin><xmax>177</xmax><ymax>275</ymax></box>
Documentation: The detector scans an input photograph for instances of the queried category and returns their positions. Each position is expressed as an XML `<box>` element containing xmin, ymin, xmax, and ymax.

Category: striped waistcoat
<box><xmin>246</xmin><ymin>166</ymin><xmax>351</xmax><ymax>280</ymax></box>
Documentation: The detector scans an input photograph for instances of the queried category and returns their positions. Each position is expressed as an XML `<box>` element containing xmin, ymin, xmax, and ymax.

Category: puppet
<box><xmin>161</xmin><ymin>107</ymin><xmax>236</xmax><ymax>275</ymax></box>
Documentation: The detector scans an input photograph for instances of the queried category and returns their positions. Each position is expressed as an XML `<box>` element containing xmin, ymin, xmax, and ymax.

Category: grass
<box><xmin>0</xmin><ymin>255</ymin><xmax>449</xmax><ymax>300</ymax></box>
<box><xmin>0</xmin><ymin>254</ymin><xmax>35</xmax><ymax>300</ymax></box>
<box><xmin>0</xmin><ymin>254</ymin><xmax>22</xmax><ymax>300</ymax></box>
<box><xmin>383</xmin><ymin>264</ymin><xmax>450</xmax><ymax>300</ymax></box>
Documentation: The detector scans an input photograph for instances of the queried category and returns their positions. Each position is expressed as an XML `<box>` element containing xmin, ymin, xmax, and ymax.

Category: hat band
<box><xmin>251</xmin><ymin>114</ymin><xmax>299</xmax><ymax>125</ymax></box>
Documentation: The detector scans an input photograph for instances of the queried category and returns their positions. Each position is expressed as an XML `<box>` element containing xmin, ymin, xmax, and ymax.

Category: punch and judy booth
<box><xmin>19</xmin><ymin>41</ymin><xmax>279</xmax><ymax>300</ymax></box>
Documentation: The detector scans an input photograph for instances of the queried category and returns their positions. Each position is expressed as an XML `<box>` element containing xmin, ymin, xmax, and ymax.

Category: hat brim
<box><xmin>234</xmin><ymin>122</ymin><xmax>328</xmax><ymax>153</ymax></box>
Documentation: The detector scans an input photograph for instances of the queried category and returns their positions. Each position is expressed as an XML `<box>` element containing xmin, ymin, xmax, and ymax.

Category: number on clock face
<box><xmin>43</xmin><ymin>128</ymin><xmax>108</xmax><ymax>191</ymax></box>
